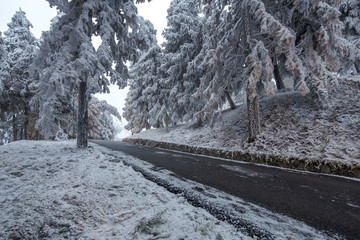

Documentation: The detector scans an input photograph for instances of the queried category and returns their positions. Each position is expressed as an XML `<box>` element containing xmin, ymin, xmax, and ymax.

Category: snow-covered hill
<box><xmin>128</xmin><ymin>78</ymin><xmax>360</xmax><ymax>168</ymax></box>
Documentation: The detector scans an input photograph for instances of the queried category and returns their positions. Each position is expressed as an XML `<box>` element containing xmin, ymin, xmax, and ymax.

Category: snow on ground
<box><xmin>0</xmin><ymin>140</ymin><xmax>249</xmax><ymax>240</ymax></box>
<box><xmin>98</xmin><ymin>144</ymin><xmax>337</xmax><ymax>240</ymax></box>
<box><xmin>129</xmin><ymin>78</ymin><xmax>360</xmax><ymax>166</ymax></box>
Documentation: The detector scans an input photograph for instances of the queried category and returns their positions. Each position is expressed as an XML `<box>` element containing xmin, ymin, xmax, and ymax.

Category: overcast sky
<box><xmin>0</xmin><ymin>0</ymin><xmax>170</xmax><ymax>42</ymax></box>
<box><xmin>0</xmin><ymin>0</ymin><xmax>170</xmax><ymax>120</ymax></box>
<box><xmin>0</xmin><ymin>0</ymin><xmax>57</xmax><ymax>38</ymax></box>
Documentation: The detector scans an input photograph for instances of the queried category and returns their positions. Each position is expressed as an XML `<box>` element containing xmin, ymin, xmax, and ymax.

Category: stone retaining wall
<box><xmin>123</xmin><ymin>138</ymin><xmax>360</xmax><ymax>179</ymax></box>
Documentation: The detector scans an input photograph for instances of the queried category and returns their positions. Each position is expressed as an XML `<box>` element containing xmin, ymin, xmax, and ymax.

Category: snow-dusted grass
<box><xmin>99</xmin><ymin>145</ymin><xmax>336</xmax><ymax>240</ymax></box>
<box><xmin>129</xmin><ymin>79</ymin><xmax>360</xmax><ymax>167</ymax></box>
<box><xmin>0</xmin><ymin>140</ymin><xmax>249</xmax><ymax>239</ymax></box>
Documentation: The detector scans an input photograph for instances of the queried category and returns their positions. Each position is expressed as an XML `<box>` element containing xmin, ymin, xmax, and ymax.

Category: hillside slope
<box><xmin>128</xmin><ymin>77</ymin><xmax>360</xmax><ymax>171</ymax></box>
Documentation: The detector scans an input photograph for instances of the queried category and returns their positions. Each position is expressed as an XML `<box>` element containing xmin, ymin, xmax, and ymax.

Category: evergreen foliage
<box><xmin>124</xmin><ymin>45</ymin><xmax>162</xmax><ymax>133</ymax></box>
<box><xmin>339</xmin><ymin>0</ymin><xmax>360</xmax><ymax>74</ymax></box>
<box><xmin>0</xmin><ymin>9</ymin><xmax>38</xmax><ymax>141</ymax></box>
<box><xmin>32</xmin><ymin>0</ymin><xmax>151</xmax><ymax>147</ymax></box>
<box><xmin>88</xmin><ymin>96</ymin><xmax>121</xmax><ymax>140</ymax></box>
<box><xmin>160</xmin><ymin>0</ymin><xmax>204</xmax><ymax>125</ymax></box>
<box><xmin>122</xmin><ymin>16</ymin><xmax>159</xmax><ymax>134</ymax></box>
<box><xmin>124</xmin><ymin>0</ymin><xmax>358</xmax><ymax>142</ymax></box>
<box><xmin>1</xmin><ymin>0</ymin><xmax>359</xmax><ymax>147</ymax></box>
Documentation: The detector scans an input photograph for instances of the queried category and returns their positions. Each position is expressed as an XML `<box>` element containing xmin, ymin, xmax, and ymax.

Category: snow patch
<box><xmin>97</xmin><ymin>145</ymin><xmax>337</xmax><ymax>240</ymax></box>
<box><xmin>129</xmin><ymin>82</ymin><xmax>360</xmax><ymax>169</ymax></box>
<box><xmin>0</xmin><ymin>140</ymin><xmax>249</xmax><ymax>239</ymax></box>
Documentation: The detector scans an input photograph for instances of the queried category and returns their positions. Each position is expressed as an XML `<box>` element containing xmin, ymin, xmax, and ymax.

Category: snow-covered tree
<box><xmin>339</xmin><ymin>0</ymin><xmax>360</xmax><ymax>74</ymax></box>
<box><xmin>0</xmin><ymin>9</ymin><xmax>38</xmax><ymax>141</ymax></box>
<box><xmin>0</xmin><ymin>33</ymin><xmax>11</xmax><ymax>144</ymax></box>
<box><xmin>339</xmin><ymin>0</ymin><xmax>360</xmax><ymax>36</ymax></box>
<box><xmin>0</xmin><ymin>33</ymin><xmax>5</xmax><ymax>96</ymax></box>
<box><xmin>192</xmin><ymin>0</ymin><xmax>240</xmax><ymax>126</ymax></box>
<box><xmin>192</xmin><ymin>0</ymin><xmax>354</xmax><ymax>141</ymax></box>
<box><xmin>0</xmin><ymin>32</ymin><xmax>7</xmax><ymax>115</ymax></box>
<box><xmin>159</xmin><ymin>0</ymin><xmax>204</xmax><ymax>124</ymax></box>
<box><xmin>88</xmin><ymin>96</ymin><xmax>121</xmax><ymax>140</ymax></box>
<box><xmin>124</xmin><ymin>45</ymin><xmax>162</xmax><ymax>134</ymax></box>
<box><xmin>243</xmin><ymin>0</ymin><xmax>353</xmax><ymax>141</ymax></box>
<box><xmin>30</xmin><ymin>15</ymin><xmax>76</xmax><ymax>140</ymax></box>
<box><xmin>32</xmin><ymin>0</ymin><xmax>151</xmax><ymax>148</ymax></box>
<box><xmin>123</xmin><ymin>16</ymin><xmax>159</xmax><ymax>134</ymax></box>
<box><xmin>132</xmin><ymin>16</ymin><xmax>159</xmax><ymax>60</ymax></box>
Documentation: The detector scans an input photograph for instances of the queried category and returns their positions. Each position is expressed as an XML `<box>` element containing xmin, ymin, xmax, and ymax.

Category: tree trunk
<box><xmin>77</xmin><ymin>80</ymin><xmax>88</xmax><ymax>149</ymax></box>
<box><xmin>154</xmin><ymin>119</ymin><xmax>159</xmax><ymax>129</ymax></box>
<box><xmin>77</xmin><ymin>9</ymin><xmax>92</xmax><ymax>149</ymax></box>
<box><xmin>273</xmin><ymin>59</ymin><xmax>285</xmax><ymax>90</ymax></box>
<box><xmin>196</xmin><ymin>117</ymin><xmax>202</xmax><ymax>128</ymax></box>
<box><xmin>355</xmin><ymin>61</ymin><xmax>360</xmax><ymax>75</ymax></box>
<box><xmin>145</xmin><ymin>121</ymin><xmax>151</xmax><ymax>130</ymax></box>
<box><xmin>24</xmin><ymin>104</ymin><xmax>29</xmax><ymax>140</ymax></box>
<box><xmin>12</xmin><ymin>114</ymin><xmax>17</xmax><ymax>141</ymax></box>
<box><xmin>225</xmin><ymin>91</ymin><xmax>236</xmax><ymax>110</ymax></box>
<box><xmin>164</xmin><ymin>114</ymin><xmax>169</xmax><ymax>132</ymax></box>
<box><xmin>0</xmin><ymin>106</ymin><xmax>5</xmax><ymax>122</ymax></box>
<box><xmin>20</xmin><ymin>126</ymin><xmax>23</xmax><ymax>140</ymax></box>
<box><xmin>246</xmin><ymin>93</ymin><xmax>260</xmax><ymax>143</ymax></box>
<box><xmin>242</xmin><ymin>6</ymin><xmax>260</xmax><ymax>143</ymax></box>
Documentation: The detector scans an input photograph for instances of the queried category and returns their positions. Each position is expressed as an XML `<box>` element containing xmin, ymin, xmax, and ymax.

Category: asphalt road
<box><xmin>91</xmin><ymin>140</ymin><xmax>360</xmax><ymax>239</ymax></box>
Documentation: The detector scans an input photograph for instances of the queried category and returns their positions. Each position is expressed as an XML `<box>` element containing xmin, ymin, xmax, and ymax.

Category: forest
<box><xmin>0</xmin><ymin>0</ymin><xmax>359</xmax><ymax>149</ymax></box>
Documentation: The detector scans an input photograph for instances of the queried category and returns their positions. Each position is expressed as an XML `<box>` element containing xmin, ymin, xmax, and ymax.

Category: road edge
<box><xmin>122</xmin><ymin>138</ymin><xmax>360</xmax><ymax>179</ymax></box>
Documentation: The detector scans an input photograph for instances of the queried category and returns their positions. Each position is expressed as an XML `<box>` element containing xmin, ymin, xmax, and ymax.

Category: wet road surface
<box><xmin>91</xmin><ymin>140</ymin><xmax>360</xmax><ymax>239</ymax></box>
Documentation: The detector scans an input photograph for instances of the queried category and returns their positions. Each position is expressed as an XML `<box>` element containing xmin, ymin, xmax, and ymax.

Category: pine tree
<box><xmin>0</xmin><ymin>9</ymin><xmax>38</xmax><ymax>141</ymax></box>
<box><xmin>244</xmin><ymin>0</ymin><xmax>353</xmax><ymax>141</ymax></box>
<box><xmin>124</xmin><ymin>45</ymin><xmax>162</xmax><ymax>134</ymax></box>
<box><xmin>0</xmin><ymin>33</ymin><xmax>4</xmax><ymax>95</ymax></box>
<box><xmin>339</xmin><ymin>0</ymin><xmax>360</xmax><ymax>35</ymax></box>
<box><xmin>30</xmin><ymin>15</ymin><xmax>78</xmax><ymax>140</ymax></box>
<box><xmin>192</xmin><ymin>0</ymin><xmax>237</xmax><ymax>126</ymax></box>
<box><xmin>123</xmin><ymin>17</ymin><xmax>159</xmax><ymax>134</ymax></box>
<box><xmin>0</xmin><ymin>32</ymin><xmax>8</xmax><ymax>115</ymax></box>
<box><xmin>193</xmin><ymin>0</ymin><xmax>354</xmax><ymax>141</ymax></box>
<box><xmin>88</xmin><ymin>96</ymin><xmax>121</xmax><ymax>140</ymax></box>
<box><xmin>33</xmin><ymin>0</ymin><xmax>150</xmax><ymax>148</ymax></box>
<box><xmin>0</xmin><ymin>33</ymin><xmax>12</xmax><ymax>144</ymax></box>
<box><xmin>159</xmin><ymin>0</ymin><xmax>204</xmax><ymax>124</ymax></box>
<box><xmin>339</xmin><ymin>0</ymin><xmax>360</xmax><ymax>74</ymax></box>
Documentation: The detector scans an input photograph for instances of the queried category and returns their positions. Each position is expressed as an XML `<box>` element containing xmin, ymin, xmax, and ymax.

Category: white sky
<box><xmin>137</xmin><ymin>0</ymin><xmax>170</xmax><ymax>45</ymax></box>
<box><xmin>0</xmin><ymin>0</ymin><xmax>57</xmax><ymax>38</ymax></box>
<box><xmin>0</xmin><ymin>0</ymin><xmax>170</xmax><ymax>119</ymax></box>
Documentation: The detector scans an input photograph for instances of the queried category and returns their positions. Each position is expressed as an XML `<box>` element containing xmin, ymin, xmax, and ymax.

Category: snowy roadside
<box><xmin>96</xmin><ymin>142</ymin><xmax>337</xmax><ymax>240</ymax></box>
<box><xmin>0</xmin><ymin>140</ymin><xmax>249</xmax><ymax>240</ymax></box>
<box><xmin>126</xmin><ymin>80</ymin><xmax>360</xmax><ymax>178</ymax></box>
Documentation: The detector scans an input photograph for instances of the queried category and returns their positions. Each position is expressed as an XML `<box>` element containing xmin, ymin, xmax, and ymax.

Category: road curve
<box><xmin>91</xmin><ymin>140</ymin><xmax>360</xmax><ymax>240</ymax></box>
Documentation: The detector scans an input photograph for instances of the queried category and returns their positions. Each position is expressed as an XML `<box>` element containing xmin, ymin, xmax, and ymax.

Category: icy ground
<box><xmin>129</xmin><ymin>78</ymin><xmax>360</xmax><ymax>166</ymax></box>
<box><xmin>0</xmin><ymin>140</ymin><xmax>338</xmax><ymax>240</ymax></box>
<box><xmin>0</xmin><ymin>140</ymin><xmax>249</xmax><ymax>239</ymax></box>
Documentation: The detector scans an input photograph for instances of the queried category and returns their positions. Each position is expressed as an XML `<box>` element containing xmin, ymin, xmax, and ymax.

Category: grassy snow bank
<box><xmin>126</xmin><ymin>78</ymin><xmax>360</xmax><ymax>178</ymax></box>
<box><xmin>0</xmin><ymin>140</ymin><xmax>248</xmax><ymax>239</ymax></box>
